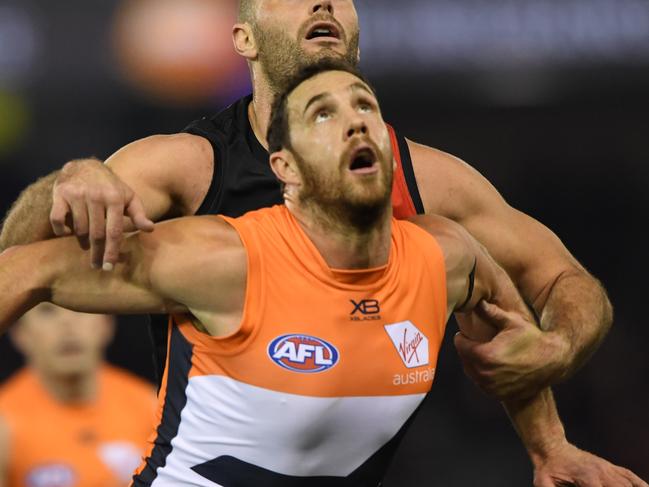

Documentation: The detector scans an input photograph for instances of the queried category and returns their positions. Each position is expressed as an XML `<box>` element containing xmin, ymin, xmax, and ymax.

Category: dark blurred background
<box><xmin>0</xmin><ymin>0</ymin><xmax>647</xmax><ymax>484</ymax></box>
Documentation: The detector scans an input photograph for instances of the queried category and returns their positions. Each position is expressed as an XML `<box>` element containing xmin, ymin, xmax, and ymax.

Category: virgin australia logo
<box><xmin>384</xmin><ymin>321</ymin><xmax>429</xmax><ymax>368</ymax></box>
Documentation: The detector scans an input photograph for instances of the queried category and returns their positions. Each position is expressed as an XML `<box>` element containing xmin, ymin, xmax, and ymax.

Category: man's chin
<box><xmin>301</xmin><ymin>43</ymin><xmax>347</xmax><ymax>60</ymax></box>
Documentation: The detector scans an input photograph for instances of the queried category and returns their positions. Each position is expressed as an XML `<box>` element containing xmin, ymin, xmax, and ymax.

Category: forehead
<box><xmin>20</xmin><ymin>303</ymin><xmax>103</xmax><ymax>328</ymax></box>
<box><xmin>288</xmin><ymin>70</ymin><xmax>373</xmax><ymax>111</ymax></box>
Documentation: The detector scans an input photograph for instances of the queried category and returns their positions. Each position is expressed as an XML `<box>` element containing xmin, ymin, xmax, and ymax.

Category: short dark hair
<box><xmin>267</xmin><ymin>59</ymin><xmax>375</xmax><ymax>154</ymax></box>
<box><xmin>238</xmin><ymin>0</ymin><xmax>256</xmax><ymax>23</ymax></box>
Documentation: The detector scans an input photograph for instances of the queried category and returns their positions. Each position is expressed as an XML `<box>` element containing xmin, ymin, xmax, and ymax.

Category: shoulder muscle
<box><xmin>140</xmin><ymin>215</ymin><xmax>246</xmax><ymax>318</ymax></box>
<box><xmin>106</xmin><ymin>133</ymin><xmax>214</xmax><ymax>220</ymax></box>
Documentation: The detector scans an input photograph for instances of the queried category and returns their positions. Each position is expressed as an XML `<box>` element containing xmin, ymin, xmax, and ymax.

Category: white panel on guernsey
<box><xmin>152</xmin><ymin>375</ymin><xmax>426</xmax><ymax>484</ymax></box>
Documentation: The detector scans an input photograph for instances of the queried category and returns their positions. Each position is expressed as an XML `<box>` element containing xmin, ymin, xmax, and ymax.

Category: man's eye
<box><xmin>315</xmin><ymin>111</ymin><xmax>331</xmax><ymax>123</ymax></box>
<box><xmin>358</xmin><ymin>103</ymin><xmax>373</xmax><ymax>113</ymax></box>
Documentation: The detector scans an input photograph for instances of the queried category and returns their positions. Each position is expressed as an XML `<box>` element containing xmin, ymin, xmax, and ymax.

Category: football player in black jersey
<box><xmin>0</xmin><ymin>1</ymin><xmax>633</xmax><ymax>485</ymax></box>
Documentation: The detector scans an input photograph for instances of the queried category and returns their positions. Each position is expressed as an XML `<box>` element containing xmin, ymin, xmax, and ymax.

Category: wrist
<box><xmin>503</xmin><ymin>389</ymin><xmax>567</xmax><ymax>466</ymax></box>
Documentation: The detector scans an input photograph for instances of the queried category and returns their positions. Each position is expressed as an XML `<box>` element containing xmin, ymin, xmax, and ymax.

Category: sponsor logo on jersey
<box><xmin>26</xmin><ymin>464</ymin><xmax>76</xmax><ymax>487</ymax></box>
<box><xmin>384</xmin><ymin>321</ymin><xmax>429</xmax><ymax>368</ymax></box>
<box><xmin>393</xmin><ymin>366</ymin><xmax>436</xmax><ymax>386</ymax></box>
<box><xmin>268</xmin><ymin>334</ymin><xmax>339</xmax><ymax>373</ymax></box>
<box><xmin>350</xmin><ymin>299</ymin><xmax>381</xmax><ymax>321</ymax></box>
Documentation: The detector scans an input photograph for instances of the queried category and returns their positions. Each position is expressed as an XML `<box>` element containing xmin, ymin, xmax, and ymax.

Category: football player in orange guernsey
<box><xmin>0</xmin><ymin>304</ymin><xmax>156</xmax><ymax>487</ymax></box>
<box><xmin>0</xmin><ymin>62</ymin><xmax>645</xmax><ymax>486</ymax></box>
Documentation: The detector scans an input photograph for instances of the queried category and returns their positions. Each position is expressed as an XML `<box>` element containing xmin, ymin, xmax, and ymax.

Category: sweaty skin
<box><xmin>0</xmin><ymin>1</ymin><xmax>621</xmax><ymax>482</ymax></box>
<box><xmin>1</xmin><ymin>67</ymin><xmax>644</xmax><ymax>486</ymax></box>
<box><xmin>0</xmin><ymin>1</ymin><xmax>610</xmax><ymax>401</ymax></box>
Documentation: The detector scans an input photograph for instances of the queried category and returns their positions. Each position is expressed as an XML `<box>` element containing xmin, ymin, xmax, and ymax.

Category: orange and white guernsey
<box><xmin>0</xmin><ymin>365</ymin><xmax>155</xmax><ymax>487</ymax></box>
<box><xmin>133</xmin><ymin>205</ymin><xmax>448</xmax><ymax>487</ymax></box>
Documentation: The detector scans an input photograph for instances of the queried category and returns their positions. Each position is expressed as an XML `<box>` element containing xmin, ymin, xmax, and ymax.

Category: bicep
<box><xmin>409</xmin><ymin>141</ymin><xmax>581</xmax><ymax>308</ymax></box>
<box><xmin>46</xmin><ymin>233</ymin><xmax>175</xmax><ymax>315</ymax></box>
<box><xmin>461</xmin><ymin>201</ymin><xmax>582</xmax><ymax>310</ymax></box>
<box><xmin>40</xmin><ymin>216</ymin><xmax>240</xmax><ymax>322</ymax></box>
<box><xmin>106</xmin><ymin>133</ymin><xmax>214</xmax><ymax>221</ymax></box>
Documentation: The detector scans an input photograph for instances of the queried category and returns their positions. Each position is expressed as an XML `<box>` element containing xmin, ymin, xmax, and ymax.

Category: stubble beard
<box><xmin>254</xmin><ymin>24</ymin><xmax>360</xmax><ymax>94</ymax></box>
<box><xmin>294</xmin><ymin>152</ymin><xmax>393</xmax><ymax>234</ymax></box>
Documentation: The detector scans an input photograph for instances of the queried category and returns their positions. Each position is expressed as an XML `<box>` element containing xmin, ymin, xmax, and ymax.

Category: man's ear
<box><xmin>270</xmin><ymin>150</ymin><xmax>300</xmax><ymax>187</ymax></box>
<box><xmin>9</xmin><ymin>321</ymin><xmax>28</xmax><ymax>356</ymax></box>
<box><xmin>233</xmin><ymin>22</ymin><xmax>258</xmax><ymax>60</ymax></box>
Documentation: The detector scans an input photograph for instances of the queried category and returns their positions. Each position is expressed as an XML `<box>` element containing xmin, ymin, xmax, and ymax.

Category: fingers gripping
<box><xmin>103</xmin><ymin>202</ymin><xmax>125</xmax><ymax>270</ymax></box>
<box><xmin>50</xmin><ymin>196</ymin><xmax>72</xmax><ymax>236</ymax></box>
<box><xmin>48</xmin><ymin>162</ymin><xmax>153</xmax><ymax>270</ymax></box>
<box><xmin>477</xmin><ymin>301</ymin><xmax>514</xmax><ymax>330</ymax></box>
<box><xmin>125</xmin><ymin>195</ymin><xmax>154</xmax><ymax>232</ymax></box>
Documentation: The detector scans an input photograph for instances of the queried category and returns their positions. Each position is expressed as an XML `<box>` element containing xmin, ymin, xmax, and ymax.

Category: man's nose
<box><xmin>346</xmin><ymin>118</ymin><xmax>368</xmax><ymax>139</ymax></box>
<box><xmin>312</xmin><ymin>1</ymin><xmax>334</xmax><ymax>15</ymax></box>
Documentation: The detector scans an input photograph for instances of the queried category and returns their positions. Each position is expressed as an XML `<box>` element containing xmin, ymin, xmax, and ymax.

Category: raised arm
<box><xmin>409</xmin><ymin>140</ymin><xmax>611</xmax><ymax>398</ymax></box>
<box><xmin>0</xmin><ymin>133</ymin><xmax>214</xmax><ymax>270</ymax></box>
<box><xmin>0</xmin><ymin>216</ymin><xmax>246</xmax><ymax>337</ymax></box>
<box><xmin>412</xmin><ymin>214</ymin><xmax>646</xmax><ymax>487</ymax></box>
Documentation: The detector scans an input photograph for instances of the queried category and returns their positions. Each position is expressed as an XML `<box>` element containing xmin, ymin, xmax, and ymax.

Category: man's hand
<box><xmin>50</xmin><ymin>159</ymin><xmax>154</xmax><ymax>270</ymax></box>
<box><xmin>533</xmin><ymin>442</ymin><xmax>647</xmax><ymax>487</ymax></box>
<box><xmin>455</xmin><ymin>301</ymin><xmax>570</xmax><ymax>400</ymax></box>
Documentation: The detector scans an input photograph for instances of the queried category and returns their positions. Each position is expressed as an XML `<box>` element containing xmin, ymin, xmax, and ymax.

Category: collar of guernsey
<box><xmin>171</xmin><ymin>204</ymin><xmax>448</xmax><ymax>397</ymax></box>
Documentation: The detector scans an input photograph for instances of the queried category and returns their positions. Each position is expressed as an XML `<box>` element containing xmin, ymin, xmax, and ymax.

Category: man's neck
<box><xmin>36</xmin><ymin>368</ymin><xmax>98</xmax><ymax>404</ymax></box>
<box><xmin>287</xmin><ymin>201</ymin><xmax>393</xmax><ymax>270</ymax></box>
<box><xmin>248</xmin><ymin>69</ymin><xmax>275</xmax><ymax>151</ymax></box>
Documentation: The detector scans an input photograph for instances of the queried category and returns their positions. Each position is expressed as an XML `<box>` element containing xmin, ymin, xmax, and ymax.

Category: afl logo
<box><xmin>268</xmin><ymin>334</ymin><xmax>339</xmax><ymax>373</ymax></box>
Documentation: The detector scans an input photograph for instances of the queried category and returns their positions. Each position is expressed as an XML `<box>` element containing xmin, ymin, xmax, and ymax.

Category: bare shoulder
<box><xmin>136</xmin><ymin>214</ymin><xmax>247</xmax><ymax>316</ymax></box>
<box><xmin>106</xmin><ymin>133</ymin><xmax>215</xmax><ymax>216</ymax></box>
<box><xmin>406</xmin><ymin>139</ymin><xmax>504</xmax><ymax>221</ymax></box>
<box><xmin>107</xmin><ymin>132</ymin><xmax>212</xmax><ymax>165</ymax></box>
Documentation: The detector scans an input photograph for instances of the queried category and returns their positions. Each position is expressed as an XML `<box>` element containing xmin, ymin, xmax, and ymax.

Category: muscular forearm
<box><xmin>0</xmin><ymin>171</ymin><xmax>60</xmax><ymax>251</ymax></box>
<box><xmin>0</xmin><ymin>235</ymin><xmax>164</xmax><ymax>334</ymax></box>
<box><xmin>535</xmin><ymin>269</ymin><xmax>613</xmax><ymax>381</ymax></box>
<box><xmin>0</xmin><ymin>246</ymin><xmax>50</xmax><ymax>333</ymax></box>
<box><xmin>503</xmin><ymin>388</ymin><xmax>566</xmax><ymax>467</ymax></box>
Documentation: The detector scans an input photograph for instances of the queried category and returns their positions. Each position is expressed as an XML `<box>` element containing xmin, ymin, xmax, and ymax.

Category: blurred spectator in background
<box><xmin>0</xmin><ymin>304</ymin><xmax>156</xmax><ymax>487</ymax></box>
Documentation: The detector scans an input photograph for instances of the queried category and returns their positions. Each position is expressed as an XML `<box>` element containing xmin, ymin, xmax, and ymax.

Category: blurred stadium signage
<box><xmin>359</xmin><ymin>0</ymin><xmax>649</xmax><ymax>72</ymax></box>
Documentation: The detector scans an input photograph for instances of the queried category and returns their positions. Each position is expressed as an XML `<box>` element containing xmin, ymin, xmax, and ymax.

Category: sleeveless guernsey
<box><xmin>146</xmin><ymin>95</ymin><xmax>425</xmax><ymax>386</ymax></box>
<box><xmin>133</xmin><ymin>205</ymin><xmax>446</xmax><ymax>487</ymax></box>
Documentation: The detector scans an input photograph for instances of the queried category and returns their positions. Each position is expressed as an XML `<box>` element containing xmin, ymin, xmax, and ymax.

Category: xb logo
<box><xmin>350</xmin><ymin>299</ymin><xmax>381</xmax><ymax>321</ymax></box>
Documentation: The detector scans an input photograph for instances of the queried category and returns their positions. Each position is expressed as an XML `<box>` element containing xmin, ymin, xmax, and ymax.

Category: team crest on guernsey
<box><xmin>384</xmin><ymin>321</ymin><xmax>429</xmax><ymax>368</ymax></box>
<box><xmin>268</xmin><ymin>334</ymin><xmax>339</xmax><ymax>373</ymax></box>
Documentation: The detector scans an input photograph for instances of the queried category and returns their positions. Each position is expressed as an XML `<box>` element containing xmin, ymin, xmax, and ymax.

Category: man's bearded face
<box><xmin>252</xmin><ymin>4</ymin><xmax>360</xmax><ymax>92</ymax></box>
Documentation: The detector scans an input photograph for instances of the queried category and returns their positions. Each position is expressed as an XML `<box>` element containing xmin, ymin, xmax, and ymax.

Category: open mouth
<box><xmin>306</xmin><ymin>22</ymin><xmax>341</xmax><ymax>41</ymax></box>
<box><xmin>349</xmin><ymin>147</ymin><xmax>378</xmax><ymax>173</ymax></box>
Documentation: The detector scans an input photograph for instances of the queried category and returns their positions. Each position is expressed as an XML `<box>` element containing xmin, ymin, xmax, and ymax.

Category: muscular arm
<box><xmin>413</xmin><ymin>215</ymin><xmax>645</xmax><ymax>485</ymax></box>
<box><xmin>0</xmin><ymin>133</ymin><xmax>214</xmax><ymax>268</ymax></box>
<box><xmin>0</xmin><ymin>216</ymin><xmax>246</xmax><ymax>337</ymax></box>
<box><xmin>409</xmin><ymin>140</ymin><xmax>611</xmax><ymax>390</ymax></box>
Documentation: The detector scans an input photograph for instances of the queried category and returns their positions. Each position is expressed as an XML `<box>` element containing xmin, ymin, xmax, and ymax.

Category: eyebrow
<box><xmin>303</xmin><ymin>92</ymin><xmax>332</xmax><ymax>115</ymax></box>
<box><xmin>302</xmin><ymin>81</ymin><xmax>376</xmax><ymax>115</ymax></box>
<box><xmin>350</xmin><ymin>82</ymin><xmax>374</xmax><ymax>97</ymax></box>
